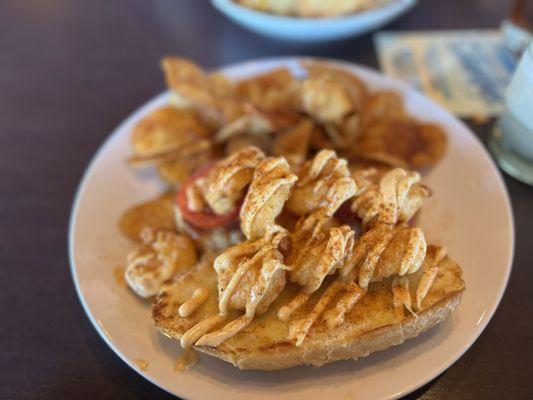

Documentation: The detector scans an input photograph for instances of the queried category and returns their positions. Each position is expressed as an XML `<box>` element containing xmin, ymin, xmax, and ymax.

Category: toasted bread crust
<box><xmin>154</xmin><ymin>254</ymin><xmax>464</xmax><ymax>370</ymax></box>
<box><xmin>195</xmin><ymin>290</ymin><xmax>462</xmax><ymax>369</ymax></box>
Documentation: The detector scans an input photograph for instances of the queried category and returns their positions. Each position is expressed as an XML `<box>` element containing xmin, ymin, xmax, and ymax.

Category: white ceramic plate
<box><xmin>69</xmin><ymin>58</ymin><xmax>514</xmax><ymax>400</ymax></box>
<box><xmin>210</xmin><ymin>0</ymin><xmax>417</xmax><ymax>42</ymax></box>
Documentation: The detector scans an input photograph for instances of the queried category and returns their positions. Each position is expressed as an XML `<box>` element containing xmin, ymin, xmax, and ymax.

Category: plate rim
<box><xmin>210</xmin><ymin>0</ymin><xmax>418</xmax><ymax>42</ymax></box>
<box><xmin>68</xmin><ymin>56</ymin><xmax>515</xmax><ymax>400</ymax></box>
<box><xmin>210</xmin><ymin>0</ymin><xmax>417</xmax><ymax>24</ymax></box>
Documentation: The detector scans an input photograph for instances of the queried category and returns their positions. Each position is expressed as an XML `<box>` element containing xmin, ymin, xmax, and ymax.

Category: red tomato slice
<box><xmin>176</xmin><ymin>161</ymin><xmax>240</xmax><ymax>230</ymax></box>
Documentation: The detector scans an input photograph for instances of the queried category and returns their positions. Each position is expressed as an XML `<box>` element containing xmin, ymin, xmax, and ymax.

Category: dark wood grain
<box><xmin>1</xmin><ymin>0</ymin><xmax>531</xmax><ymax>399</ymax></box>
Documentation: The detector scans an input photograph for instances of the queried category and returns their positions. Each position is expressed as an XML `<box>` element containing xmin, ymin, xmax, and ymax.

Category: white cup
<box><xmin>489</xmin><ymin>40</ymin><xmax>533</xmax><ymax>184</ymax></box>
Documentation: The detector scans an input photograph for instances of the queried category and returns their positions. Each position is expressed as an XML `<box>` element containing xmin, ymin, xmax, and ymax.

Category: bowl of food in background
<box><xmin>210</xmin><ymin>0</ymin><xmax>417</xmax><ymax>42</ymax></box>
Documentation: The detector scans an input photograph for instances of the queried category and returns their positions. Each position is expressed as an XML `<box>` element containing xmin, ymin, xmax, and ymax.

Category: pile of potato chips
<box><xmin>128</xmin><ymin>57</ymin><xmax>447</xmax><ymax>187</ymax></box>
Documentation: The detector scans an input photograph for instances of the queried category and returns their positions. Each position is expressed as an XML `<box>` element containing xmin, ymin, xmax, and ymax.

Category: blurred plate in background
<box><xmin>210</xmin><ymin>0</ymin><xmax>417</xmax><ymax>42</ymax></box>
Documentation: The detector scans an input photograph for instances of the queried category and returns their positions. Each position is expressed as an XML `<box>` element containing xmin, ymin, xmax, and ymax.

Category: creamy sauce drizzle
<box><xmin>352</xmin><ymin>168</ymin><xmax>426</xmax><ymax>227</ymax></box>
<box><xmin>196</xmin><ymin>314</ymin><xmax>252</xmax><ymax>347</ymax></box>
<box><xmin>219</xmin><ymin>254</ymin><xmax>258</xmax><ymax>316</ymax></box>
<box><xmin>183</xmin><ymin>233</ymin><xmax>290</xmax><ymax>348</ymax></box>
<box><xmin>357</xmin><ymin>229</ymin><xmax>395</xmax><ymax>288</ymax></box>
<box><xmin>399</xmin><ymin>228</ymin><xmax>426</xmax><ymax>275</ymax></box>
<box><xmin>173</xmin><ymin>153</ymin><xmax>437</xmax><ymax>349</ymax></box>
<box><xmin>289</xmin><ymin>280</ymin><xmax>343</xmax><ymax>346</ymax></box>
<box><xmin>288</xmin><ymin>225</ymin><xmax>428</xmax><ymax>346</ymax></box>
<box><xmin>173</xmin><ymin>348</ymin><xmax>199</xmax><ymax>372</ymax></box>
<box><xmin>179</xmin><ymin>287</ymin><xmax>209</xmax><ymax>317</ymax></box>
<box><xmin>392</xmin><ymin>275</ymin><xmax>414</xmax><ymax>316</ymax></box>
<box><xmin>323</xmin><ymin>281</ymin><xmax>364</xmax><ymax>329</ymax></box>
<box><xmin>416</xmin><ymin>246</ymin><xmax>446</xmax><ymax>310</ymax></box>
<box><xmin>181</xmin><ymin>315</ymin><xmax>226</xmax><ymax>348</ymax></box>
<box><xmin>178</xmin><ymin>227</ymin><xmax>435</xmax><ymax>349</ymax></box>
<box><xmin>278</xmin><ymin>292</ymin><xmax>310</xmax><ymax>322</ymax></box>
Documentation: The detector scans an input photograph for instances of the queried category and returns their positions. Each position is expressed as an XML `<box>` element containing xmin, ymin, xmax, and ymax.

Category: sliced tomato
<box><xmin>176</xmin><ymin>161</ymin><xmax>240</xmax><ymax>230</ymax></box>
<box><xmin>185</xmin><ymin>160</ymin><xmax>218</xmax><ymax>182</ymax></box>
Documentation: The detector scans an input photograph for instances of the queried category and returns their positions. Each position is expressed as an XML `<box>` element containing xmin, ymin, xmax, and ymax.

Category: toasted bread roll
<box><xmin>153</xmin><ymin>251</ymin><xmax>464</xmax><ymax>370</ymax></box>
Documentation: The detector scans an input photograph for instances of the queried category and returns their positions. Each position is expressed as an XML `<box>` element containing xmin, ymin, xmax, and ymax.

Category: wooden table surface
<box><xmin>1</xmin><ymin>0</ymin><xmax>532</xmax><ymax>399</ymax></box>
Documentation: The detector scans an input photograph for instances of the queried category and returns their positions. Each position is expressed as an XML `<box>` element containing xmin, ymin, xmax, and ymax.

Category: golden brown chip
<box><xmin>348</xmin><ymin>159</ymin><xmax>393</xmax><ymax>177</ymax></box>
<box><xmin>131</xmin><ymin>106</ymin><xmax>208</xmax><ymax>158</ymax></box>
<box><xmin>234</xmin><ymin>68</ymin><xmax>296</xmax><ymax>111</ymax></box>
<box><xmin>214</xmin><ymin>106</ymin><xmax>273</xmax><ymax>144</ymax></box>
<box><xmin>157</xmin><ymin>147</ymin><xmax>213</xmax><ymax>185</ymax></box>
<box><xmin>272</xmin><ymin>118</ymin><xmax>313</xmax><ymax>167</ymax></box>
<box><xmin>410</xmin><ymin>122</ymin><xmax>447</xmax><ymax>167</ymax></box>
<box><xmin>225</xmin><ymin>135</ymin><xmax>272</xmax><ymax>155</ymax></box>
<box><xmin>309</xmin><ymin>123</ymin><xmax>335</xmax><ymax>150</ymax></box>
<box><xmin>208</xmin><ymin>72</ymin><xmax>234</xmax><ymax>98</ymax></box>
<box><xmin>208</xmin><ymin>73</ymin><xmax>246</xmax><ymax>124</ymax></box>
<box><xmin>161</xmin><ymin>57</ymin><xmax>214</xmax><ymax>107</ymax></box>
<box><xmin>157</xmin><ymin>161</ymin><xmax>192</xmax><ymax>185</ymax></box>
<box><xmin>260</xmin><ymin>109</ymin><xmax>303</xmax><ymax>131</ymax></box>
<box><xmin>361</xmin><ymin>91</ymin><xmax>409</xmax><ymax>128</ymax></box>
<box><xmin>214</xmin><ymin>107</ymin><xmax>303</xmax><ymax>156</ymax></box>
<box><xmin>322</xmin><ymin>113</ymin><xmax>362</xmax><ymax>150</ymax></box>
<box><xmin>119</xmin><ymin>193</ymin><xmax>176</xmax><ymax>242</ymax></box>
<box><xmin>161</xmin><ymin>57</ymin><xmax>207</xmax><ymax>92</ymax></box>
<box><xmin>353</xmin><ymin>118</ymin><xmax>447</xmax><ymax>169</ymax></box>
<box><xmin>128</xmin><ymin>140</ymin><xmax>212</xmax><ymax>169</ymax></box>
<box><xmin>162</xmin><ymin>57</ymin><xmax>243</xmax><ymax>126</ymax></box>
<box><xmin>293</xmin><ymin>75</ymin><xmax>354</xmax><ymax>124</ymax></box>
<box><xmin>302</xmin><ymin>62</ymin><xmax>368</xmax><ymax>112</ymax></box>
